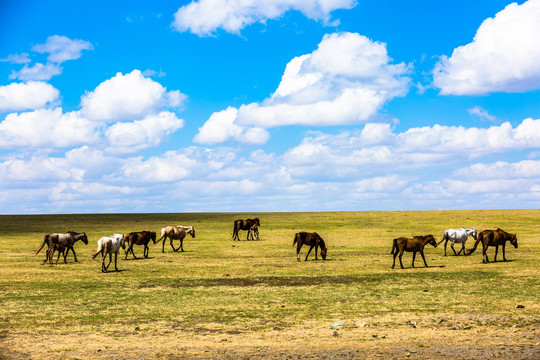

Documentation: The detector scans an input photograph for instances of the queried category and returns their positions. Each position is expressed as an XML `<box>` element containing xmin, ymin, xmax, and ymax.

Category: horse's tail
<box><xmin>35</xmin><ymin>235</ymin><xmax>49</xmax><ymax>255</ymax></box>
<box><xmin>157</xmin><ymin>229</ymin><xmax>166</xmax><ymax>243</ymax></box>
<box><xmin>92</xmin><ymin>241</ymin><xmax>103</xmax><ymax>259</ymax></box>
<box><xmin>466</xmin><ymin>236</ymin><xmax>481</xmax><ymax>255</ymax></box>
<box><xmin>437</xmin><ymin>232</ymin><xmax>447</xmax><ymax>246</ymax></box>
<box><xmin>292</xmin><ymin>233</ymin><xmax>298</xmax><ymax>247</ymax></box>
<box><xmin>391</xmin><ymin>238</ymin><xmax>397</xmax><ymax>254</ymax></box>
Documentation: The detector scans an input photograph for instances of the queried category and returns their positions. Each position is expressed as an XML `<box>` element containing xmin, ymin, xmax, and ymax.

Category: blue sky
<box><xmin>1</xmin><ymin>0</ymin><xmax>540</xmax><ymax>214</ymax></box>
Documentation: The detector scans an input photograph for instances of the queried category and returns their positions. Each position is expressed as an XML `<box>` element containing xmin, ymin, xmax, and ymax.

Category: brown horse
<box><xmin>248</xmin><ymin>224</ymin><xmax>259</xmax><ymax>241</ymax></box>
<box><xmin>391</xmin><ymin>235</ymin><xmax>438</xmax><ymax>269</ymax></box>
<box><xmin>157</xmin><ymin>226</ymin><xmax>195</xmax><ymax>252</ymax></box>
<box><xmin>35</xmin><ymin>231</ymin><xmax>88</xmax><ymax>264</ymax></box>
<box><xmin>292</xmin><ymin>232</ymin><xmax>327</xmax><ymax>261</ymax></box>
<box><xmin>124</xmin><ymin>231</ymin><xmax>157</xmax><ymax>259</ymax></box>
<box><xmin>232</xmin><ymin>218</ymin><xmax>260</xmax><ymax>241</ymax></box>
<box><xmin>466</xmin><ymin>228</ymin><xmax>518</xmax><ymax>263</ymax></box>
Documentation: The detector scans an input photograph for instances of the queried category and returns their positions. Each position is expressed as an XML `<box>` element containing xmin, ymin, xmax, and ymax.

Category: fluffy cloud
<box><xmin>105</xmin><ymin>111</ymin><xmax>184</xmax><ymax>153</ymax></box>
<box><xmin>0</xmin><ymin>108</ymin><xmax>100</xmax><ymax>149</ymax></box>
<box><xmin>172</xmin><ymin>0</ymin><xmax>357</xmax><ymax>36</ymax></box>
<box><xmin>81</xmin><ymin>70</ymin><xmax>187</xmax><ymax>122</ymax></box>
<box><xmin>193</xmin><ymin>107</ymin><xmax>269</xmax><ymax>145</ymax></box>
<box><xmin>9</xmin><ymin>63</ymin><xmax>62</xmax><ymax>81</ymax></box>
<box><xmin>31</xmin><ymin>35</ymin><xmax>93</xmax><ymax>63</ymax></box>
<box><xmin>196</xmin><ymin>32</ymin><xmax>410</xmax><ymax>144</ymax></box>
<box><xmin>433</xmin><ymin>0</ymin><xmax>540</xmax><ymax>95</ymax></box>
<box><xmin>0</xmin><ymin>81</ymin><xmax>59</xmax><ymax>112</ymax></box>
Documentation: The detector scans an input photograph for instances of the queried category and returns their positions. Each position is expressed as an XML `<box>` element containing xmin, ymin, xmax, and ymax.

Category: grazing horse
<box><xmin>292</xmin><ymin>232</ymin><xmax>327</xmax><ymax>261</ymax></box>
<box><xmin>391</xmin><ymin>235</ymin><xmax>438</xmax><ymax>269</ymax></box>
<box><xmin>440</xmin><ymin>228</ymin><xmax>477</xmax><ymax>256</ymax></box>
<box><xmin>157</xmin><ymin>226</ymin><xmax>195</xmax><ymax>252</ymax></box>
<box><xmin>35</xmin><ymin>231</ymin><xmax>88</xmax><ymax>264</ymax></box>
<box><xmin>124</xmin><ymin>231</ymin><xmax>157</xmax><ymax>259</ymax></box>
<box><xmin>232</xmin><ymin>218</ymin><xmax>260</xmax><ymax>241</ymax></box>
<box><xmin>467</xmin><ymin>228</ymin><xmax>518</xmax><ymax>263</ymax></box>
<box><xmin>92</xmin><ymin>234</ymin><xmax>125</xmax><ymax>272</ymax></box>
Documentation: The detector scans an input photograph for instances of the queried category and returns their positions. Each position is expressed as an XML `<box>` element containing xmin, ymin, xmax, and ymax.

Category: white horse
<box><xmin>440</xmin><ymin>228</ymin><xmax>477</xmax><ymax>256</ymax></box>
<box><xmin>157</xmin><ymin>225</ymin><xmax>195</xmax><ymax>252</ymax></box>
<box><xmin>92</xmin><ymin>234</ymin><xmax>125</xmax><ymax>272</ymax></box>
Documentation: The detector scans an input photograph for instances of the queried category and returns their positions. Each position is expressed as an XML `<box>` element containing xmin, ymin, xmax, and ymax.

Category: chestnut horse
<box><xmin>391</xmin><ymin>235</ymin><xmax>438</xmax><ymax>269</ymax></box>
<box><xmin>292</xmin><ymin>232</ymin><xmax>327</xmax><ymax>261</ymax></box>
<box><xmin>158</xmin><ymin>226</ymin><xmax>195</xmax><ymax>252</ymax></box>
<box><xmin>124</xmin><ymin>231</ymin><xmax>157</xmax><ymax>259</ymax></box>
<box><xmin>232</xmin><ymin>218</ymin><xmax>260</xmax><ymax>241</ymax></box>
<box><xmin>466</xmin><ymin>228</ymin><xmax>518</xmax><ymax>263</ymax></box>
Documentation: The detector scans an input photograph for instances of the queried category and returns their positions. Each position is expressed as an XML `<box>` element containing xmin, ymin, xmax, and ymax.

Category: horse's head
<box><xmin>321</xmin><ymin>246</ymin><xmax>327</xmax><ymax>260</ymax></box>
<box><xmin>190</xmin><ymin>227</ymin><xmax>195</xmax><ymax>238</ymax></box>
<box><xmin>119</xmin><ymin>234</ymin><xmax>126</xmax><ymax>249</ymax></box>
<box><xmin>510</xmin><ymin>233</ymin><xmax>518</xmax><ymax>248</ymax></box>
<box><xmin>81</xmin><ymin>233</ymin><xmax>89</xmax><ymax>245</ymax></box>
<box><xmin>151</xmin><ymin>232</ymin><xmax>157</xmax><ymax>244</ymax></box>
<box><xmin>426</xmin><ymin>235</ymin><xmax>438</xmax><ymax>247</ymax></box>
<box><xmin>255</xmin><ymin>218</ymin><xmax>260</xmax><ymax>226</ymax></box>
<box><xmin>470</xmin><ymin>229</ymin><xmax>477</xmax><ymax>240</ymax></box>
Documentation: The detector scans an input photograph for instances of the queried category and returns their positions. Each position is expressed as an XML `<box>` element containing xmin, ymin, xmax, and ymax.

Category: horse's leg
<box><xmin>411</xmin><ymin>251</ymin><xmax>416</xmax><ymax>268</ymax></box>
<box><xmin>398</xmin><ymin>249</ymin><xmax>405</xmax><ymax>269</ymax></box>
<box><xmin>55</xmin><ymin>249</ymin><xmax>61</xmax><ymax>265</ymax></box>
<box><xmin>131</xmin><ymin>244</ymin><xmax>138</xmax><ymax>259</ymax></box>
<box><xmin>296</xmin><ymin>243</ymin><xmax>302</xmax><ymax>262</ymax></box>
<box><xmin>171</xmin><ymin>238</ymin><xmax>178</xmax><ymax>252</ymax></box>
<box><xmin>101</xmin><ymin>252</ymin><xmax>106</xmax><ymax>272</ymax></box>
<box><xmin>162</xmin><ymin>235</ymin><xmax>166</xmax><ymax>253</ymax></box>
<box><xmin>106</xmin><ymin>252</ymin><xmax>112</xmax><ymax>271</ymax></box>
<box><xmin>502</xmin><ymin>243</ymin><xmax>507</xmax><ymax>261</ymax></box>
<box><xmin>458</xmin><ymin>242</ymin><xmax>465</xmax><ymax>255</ymax></box>
<box><xmin>71</xmin><ymin>247</ymin><xmax>78</xmax><ymax>262</ymax></box>
<box><xmin>114</xmin><ymin>252</ymin><xmax>119</xmax><ymax>271</ymax></box>
<box><xmin>444</xmin><ymin>240</ymin><xmax>448</xmax><ymax>256</ymax></box>
<box><xmin>314</xmin><ymin>245</ymin><xmax>319</xmax><ymax>260</ymax></box>
<box><xmin>144</xmin><ymin>244</ymin><xmax>149</xmax><ymax>258</ymax></box>
<box><xmin>392</xmin><ymin>249</ymin><xmax>397</xmax><ymax>269</ymax></box>
<box><xmin>482</xmin><ymin>243</ymin><xmax>489</xmax><ymax>263</ymax></box>
<box><xmin>305</xmin><ymin>246</ymin><xmax>314</xmax><ymax>261</ymax></box>
<box><xmin>420</xmin><ymin>249</ymin><xmax>428</xmax><ymax>267</ymax></box>
<box><xmin>451</xmin><ymin>241</ymin><xmax>457</xmax><ymax>256</ymax></box>
<box><xmin>493</xmin><ymin>245</ymin><xmax>499</xmax><ymax>262</ymax></box>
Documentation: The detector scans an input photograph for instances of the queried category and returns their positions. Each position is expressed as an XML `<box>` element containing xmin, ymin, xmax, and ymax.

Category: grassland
<box><xmin>0</xmin><ymin>210</ymin><xmax>539</xmax><ymax>359</ymax></box>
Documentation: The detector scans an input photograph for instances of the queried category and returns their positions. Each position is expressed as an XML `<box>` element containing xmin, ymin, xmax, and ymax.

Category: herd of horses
<box><xmin>34</xmin><ymin>217</ymin><xmax>519</xmax><ymax>272</ymax></box>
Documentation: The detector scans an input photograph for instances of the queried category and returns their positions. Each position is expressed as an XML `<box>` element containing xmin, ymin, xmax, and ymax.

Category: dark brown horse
<box><xmin>232</xmin><ymin>218</ymin><xmax>260</xmax><ymax>241</ymax></box>
<box><xmin>293</xmin><ymin>232</ymin><xmax>327</xmax><ymax>261</ymax></box>
<box><xmin>124</xmin><ymin>231</ymin><xmax>157</xmax><ymax>259</ymax></box>
<box><xmin>35</xmin><ymin>231</ymin><xmax>88</xmax><ymax>264</ymax></box>
<box><xmin>466</xmin><ymin>228</ymin><xmax>518</xmax><ymax>263</ymax></box>
<box><xmin>391</xmin><ymin>235</ymin><xmax>438</xmax><ymax>269</ymax></box>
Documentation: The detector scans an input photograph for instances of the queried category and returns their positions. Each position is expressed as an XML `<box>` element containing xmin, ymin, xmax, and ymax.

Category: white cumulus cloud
<box><xmin>81</xmin><ymin>70</ymin><xmax>187</xmax><ymax>122</ymax></box>
<box><xmin>105</xmin><ymin>111</ymin><xmax>185</xmax><ymax>153</ymax></box>
<box><xmin>172</xmin><ymin>0</ymin><xmax>357</xmax><ymax>36</ymax></box>
<box><xmin>0</xmin><ymin>81</ymin><xmax>59</xmax><ymax>112</ymax></box>
<box><xmin>0</xmin><ymin>108</ymin><xmax>100</xmax><ymax>149</ymax></box>
<box><xmin>433</xmin><ymin>0</ymin><xmax>540</xmax><ymax>95</ymax></box>
<box><xmin>195</xmin><ymin>32</ymin><xmax>410</xmax><ymax>144</ymax></box>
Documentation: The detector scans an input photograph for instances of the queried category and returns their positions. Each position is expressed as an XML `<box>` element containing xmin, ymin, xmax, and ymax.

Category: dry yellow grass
<box><xmin>0</xmin><ymin>210</ymin><xmax>539</xmax><ymax>359</ymax></box>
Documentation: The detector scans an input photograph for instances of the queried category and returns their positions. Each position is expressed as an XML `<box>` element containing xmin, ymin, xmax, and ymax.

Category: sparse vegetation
<box><xmin>0</xmin><ymin>210</ymin><xmax>539</xmax><ymax>359</ymax></box>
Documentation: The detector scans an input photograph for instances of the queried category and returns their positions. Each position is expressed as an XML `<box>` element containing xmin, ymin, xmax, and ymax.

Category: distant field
<box><xmin>0</xmin><ymin>210</ymin><xmax>539</xmax><ymax>359</ymax></box>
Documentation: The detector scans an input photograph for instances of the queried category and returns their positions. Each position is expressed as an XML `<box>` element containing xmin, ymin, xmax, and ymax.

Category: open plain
<box><xmin>0</xmin><ymin>210</ymin><xmax>538</xmax><ymax>359</ymax></box>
